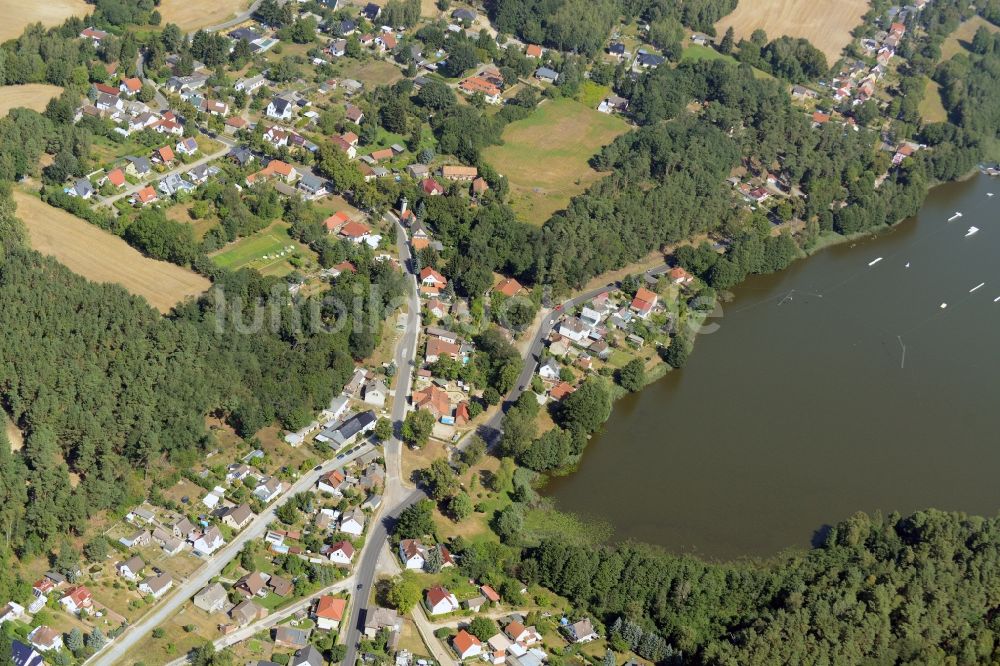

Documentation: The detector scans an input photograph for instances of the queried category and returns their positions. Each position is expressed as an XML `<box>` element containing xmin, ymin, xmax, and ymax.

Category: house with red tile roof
<box><xmin>494</xmin><ymin>277</ymin><xmax>523</xmax><ymax>297</ymax></box>
<box><xmin>59</xmin><ymin>586</ymin><xmax>94</xmax><ymax>615</ymax></box>
<box><xmin>105</xmin><ymin>168</ymin><xmax>126</xmax><ymax>188</ymax></box>
<box><xmin>339</xmin><ymin>219</ymin><xmax>372</xmax><ymax>242</ymax></box>
<box><xmin>134</xmin><ymin>185</ymin><xmax>158</xmax><ymax>206</ymax></box>
<box><xmin>525</xmin><ymin>44</ymin><xmax>543</xmax><ymax>58</ymax></box>
<box><xmin>425</xmin><ymin>585</ymin><xmax>459</xmax><ymax>615</ymax></box>
<box><xmin>155</xmin><ymin>145</ymin><xmax>175</xmax><ymax>163</ymax></box>
<box><xmin>453</xmin><ymin>629</ymin><xmax>483</xmax><ymax>659</ymax></box>
<box><xmin>120</xmin><ymin>77</ymin><xmax>142</xmax><ymax>95</ymax></box>
<box><xmin>324</xmin><ymin>211</ymin><xmax>352</xmax><ymax>233</ymax></box>
<box><xmin>630</xmin><ymin>286</ymin><xmax>658</xmax><ymax>318</ymax></box>
<box><xmin>668</xmin><ymin>266</ymin><xmax>694</xmax><ymax>285</ymax></box>
<box><xmin>420</xmin><ymin>267</ymin><xmax>447</xmax><ymax>289</ymax></box>
<box><xmin>421</xmin><ymin>178</ymin><xmax>445</xmax><ymax>195</ymax></box>
<box><xmin>413</xmin><ymin>385</ymin><xmax>451</xmax><ymax>420</ymax></box>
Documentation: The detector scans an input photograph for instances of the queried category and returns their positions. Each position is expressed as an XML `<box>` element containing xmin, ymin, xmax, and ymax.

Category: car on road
<box><xmin>337</xmin><ymin>454</ymin><xmax>345</xmax><ymax>459</ymax></box>
<box><xmin>314</xmin><ymin>465</ymin><xmax>323</xmax><ymax>471</ymax></box>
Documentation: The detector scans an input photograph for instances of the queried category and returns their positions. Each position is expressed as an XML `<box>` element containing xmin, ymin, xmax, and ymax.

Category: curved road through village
<box><xmin>93</xmin><ymin>196</ymin><xmax>667</xmax><ymax>663</ymax></box>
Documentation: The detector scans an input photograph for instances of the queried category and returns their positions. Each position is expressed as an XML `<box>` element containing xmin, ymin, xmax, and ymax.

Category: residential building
<box><xmin>274</xmin><ymin>626</ymin><xmax>311</xmax><ymax>650</ymax></box>
<box><xmin>116</xmin><ymin>555</ymin><xmax>145</xmax><ymax>581</ymax></box>
<box><xmin>315</xmin><ymin>410</ymin><xmax>377</xmax><ymax>447</ymax></box>
<box><xmin>364</xmin><ymin>607</ymin><xmax>401</xmax><ymax>638</ymax></box>
<box><xmin>194</xmin><ymin>582</ymin><xmax>228</xmax><ymax>613</ymax></box>
<box><xmin>315</xmin><ymin>595</ymin><xmax>348</xmax><ymax>630</ymax></box>
<box><xmin>254</xmin><ymin>477</ymin><xmax>284</xmax><ymax>504</ymax></box>
<box><xmin>534</xmin><ymin>67</ymin><xmax>560</xmax><ymax>83</ymax></box>
<box><xmin>139</xmin><ymin>573</ymin><xmax>173</xmax><ymax>599</ymax></box>
<box><xmin>459</xmin><ymin>77</ymin><xmax>501</xmax><ymax>104</ymax></box>
<box><xmin>59</xmin><ymin>586</ymin><xmax>94</xmax><ymax>615</ymax></box>
<box><xmin>340</xmin><ymin>506</ymin><xmax>366</xmax><ymax>536</ymax></box>
<box><xmin>291</xmin><ymin>645</ymin><xmax>325</xmax><ymax>666</ymax></box>
<box><xmin>193</xmin><ymin>525</ymin><xmax>225</xmax><ymax>556</ymax></box>
<box><xmin>298</xmin><ymin>173</ymin><xmax>329</xmax><ymax>198</ymax></box>
<box><xmin>221</xmin><ymin>503</ymin><xmax>255</xmax><ymax>530</ymax></box>
<box><xmin>176</xmin><ymin>137</ymin><xmax>198</xmax><ymax>155</ymax></box>
<box><xmin>266</xmin><ymin>97</ymin><xmax>294</xmax><ymax>120</ymax></box>
<box><xmin>363</xmin><ymin>379</ymin><xmax>388</xmax><ymax>407</ymax></box>
<box><xmin>453</xmin><ymin>629</ymin><xmax>483</xmax><ymax>659</ymax></box>
<box><xmin>566</xmin><ymin>618</ymin><xmax>598</xmax><ymax>643</ymax></box>
<box><xmin>425</xmin><ymin>585</ymin><xmax>459</xmax><ymax>615</ymax></box>
<box><xmin>327</xmin><ymin>540</ymin><xmax>355</xmax><ymax>566</ymax></box>
<box><xmin>441</xmin><ymin>165</ymin><xmax>478</xmax><ymax>181</ymax></box>
<box><xmin>229</xmin><ymin>599</ymin><xmax>267</xmax><ymax>626</ymax></box>
<box><xmin>412</xmin><ymin>385</ymin><xmax>451</xmax><ymax>420</ymax></box>
<box><xmin>538</xmin><ymin>358</ymin><xmax>561</xmax><ymax>380</ymax></box>
<box><xmin>11</xmin><ymin>640</ymin><xmax>44</xmax><ymax>666</ymax></box>
<box><xmin>0</xmin><ymin>602</ymin><xmax>25</xmax><ymax>624</ymax></box>
<box><xmin>27</xmin><ymin>627</ymin><xmax>63</xmax><ymax>653</ymax></box>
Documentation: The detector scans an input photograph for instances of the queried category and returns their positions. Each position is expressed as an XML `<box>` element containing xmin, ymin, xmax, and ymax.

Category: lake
<box><xmin>545</xmin><ymin>174</ymin><xmax>1000</xmax><ymax>560</ymax></box>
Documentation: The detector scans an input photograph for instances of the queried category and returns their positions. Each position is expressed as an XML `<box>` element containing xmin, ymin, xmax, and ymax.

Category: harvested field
<box><xmin>940</xmin><ymin>16</ymin><xmax>1000</xmax><ymax>61</ymax></box>
<box><xmin>157</xmin><ymin>0</ymin><xmax>249</xmax><ymax>31</ymax></box>
<box><xmin>0</xmin><ymin>84</ymin><xmax>64</xmax><ymax>117</ymax></box>
<box><xmin>14</xmin><ymin>191</ymin><xmax>210</xmax><ymax>313</ymax></box>
<box><xmin>715</xmin><ymin>0</ymin><xmax>869</xmax><ymax>64</ymax></box>
<box><xmin>0</xmin><ymin>0</ymin><xmax>90</xmax><ymax>42</ymax></box>
<box><xmin>482</xmin><ymin>97</ymin><xmax>629</xmax><ymax>226</ymax></box>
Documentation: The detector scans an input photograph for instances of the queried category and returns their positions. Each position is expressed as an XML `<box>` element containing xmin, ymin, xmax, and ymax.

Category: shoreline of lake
<box><xmin>542</xmin><ymin>172</ymin><xmax>1000</xmax><ymax>559</ymax></box>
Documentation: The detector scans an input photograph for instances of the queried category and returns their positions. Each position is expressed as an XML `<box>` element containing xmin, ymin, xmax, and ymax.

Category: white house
<box><xmin>27</xmin><ymin>626</ymin><xmax>63</xmax><ymax>653</ymax></box>
<box><xmin>267</xmin><ymin>97</ymin><xmax>294</xmax><ymax>120</ymax></box>
<box><xmin>202</xmin><ymin>491</ymin><xmax>222</xmax><ymax>509</ymax></box>
<box><xmin>139</xmin><ymin>573</ymin><xmax>173</xmax><ymax>599</ymax></box>
<box><xmin>557</xmin><ymin>317</ymin><xmax>589</xmax><ymax>343</ymax></box>
<box><xmin>538</xmin><ymin>359</ymin><xmax>561</xmax><ymax>381</ymax></box>
<box><xmin>339</xmin><ymin>507</ymin><xmax>365</xmax><ymax>536</ymax></box>
<box><xmin>565</xmin><ymin>618</ymin><xmax>598</xmax><ymax>643</ymax></box>
<box><xmin>398</xmin><ymin>539</ymin><xmax>426</xmax><ymax>570</ymax></box>
<box><xmin>0</xmin><ymin>601</ymin><xmax>25</xmax><ymax>624</ymax></box>
<box><xmin>327</xmin><ymin>540</ymin><xmax>355</xmax><ymax>566</ymax></box>
<box><xmin>193</xmin><ymin>526</ymin><xmax>225</xmax><ymax>556</ymax></box>
<box><xmin>453</xmin><ymin>629</ymin><xmax>483</xmax><ymax>660</ymax></box>
<box><xmin>253</xmin><ymin>477</ymin><xmax>284</xmax><ymax>503</ymax></box>
<box><xmin>363</xmin><ymin>379</ymin><xmax>388</xmax><ymax>408</ymax></box>
<box><xmin>116</xmin><ymin>555</ymin><xmax>145</xmax><ymax>581</ymax></box>
<box><xmin>425</xmin><ymin>586</ymin><xmax>459</xmax><ymax>615</ymax></box>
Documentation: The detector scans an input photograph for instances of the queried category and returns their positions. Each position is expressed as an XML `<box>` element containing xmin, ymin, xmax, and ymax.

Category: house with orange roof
<box><xmin>59</xmin><ymin>586</ymin><xmax>94</xmax><ymax>615</ymax></box>
<box><xmin>105</xmin><ymin>168</ymin><xmax>126</xmax><ymax>188</ymax></box>
<box><xmin>324</xmin><ymin>211</ymin><xmax>352</xmax><ymax>233</ymax></box>
<box><xmin>425</xmin><ymin>337</ymin><xmax>460</xmax><ymax>363</ymax></box>
<box><xmin>339</xmin><ymin>220</ymin><xmax>372</xmax><ymax>243</ymax></box>
<box><xmin>413</xmin><ymin>385</ymin><xmax>451</xmax><ymax>420</ymax></box>
<box><xmin>459</xmin><ymin>77</ymin><xmax>501</xmax><ymax>104</ymax></box>
<box><xmin>315</xmin><ymin>595</ymin><xmax>348</xmax><ymax>630</ymax></box>
<box><xmin>668</xmin><ymin>266</ymin><xmax>694</xmax><ymax>285</ymax></box>
<box><xmin>120</xmin><ymin>77</ymin><xmax>142</xmax><ymax>95</ymax></box>
<box><xmin>422</xmin><ymin>178</ymin><xmax>445</xmax><ymax>195</ymax></box>
<box><xmin>630</xmin><ymin>286</ymin><xmax>658</xmax><ymax>318</ymax></box>
<box><xmin>246</xmin><ymin>160</ymin><xmax>297</xmax><ymax>185</ymax></box>
<box><xmin>525</xmin><ymin>44</ymin><xmax>543</xmax><ymax>58</ymax></box>
<box><xmin>453</xmin><ymin>629</ymin><xmax>483</xmax><ymax>659</ymax></box>
<box><xmin>154</xmin><ymin>145</ymin><xmax>175</xmax><ymax>164</ymax></box>
<box><xmin>441</xmin><ymin>165</ymin><xmax>478</xmax><ymax>181</ymax></box>
<box><xmin>133</xmin><ymin>185</ymin><xmax>158</xmax><ymax>206</ymax></box>
<box><xmin>420</xmin><ymin>267</ymin><xmax>447</xmax><ymax>289</ymax></box>
<box><xmin>494</xmin><ymin>277</ymin><xmax>523</xmax><ymax>297</ymax></box>
<box><xmin>549</xmin><ymin>381</ymin><xmax>575</xmax><ymax>401</ymax></box>
<box><xmin>370</xmin><ymin>147</ymin><xmax>394</xmax><ymax>162</ymax></box>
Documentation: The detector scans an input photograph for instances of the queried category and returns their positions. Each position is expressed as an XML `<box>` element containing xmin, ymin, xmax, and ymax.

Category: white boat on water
<box><xmin>988</xmin><ymin>193</ymin><xmax>995</xmax><ymax>197</ymax></box>
<box><xmin>970</xmin><ymin>282</ymin><xmax>985</xmax><ymax>293</ymax></box>
<box><xmin>966</xmin><ymin>226</ymin><xmax>979</xmax><ymax>237</ymax></box>
<box><xmin>948</xmin><ymin>212</ymin><xmax>963</xmax><ymax>221</ymax></box>
<box><xmin>868</xmin><ymin>257</ymin><xmax>883</xmax><ymax>267</ymax></box>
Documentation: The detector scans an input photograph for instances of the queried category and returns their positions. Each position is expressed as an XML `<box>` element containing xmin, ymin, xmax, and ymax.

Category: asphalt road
<box><xmin>340</xmin><ymin>211</ymin><xmax>426</xmax><ymax>666</ymax></box>
<box><xmin>90</xmin><ymin>442</ymin><xmax>378</xmax><ymax>666</ymax></box>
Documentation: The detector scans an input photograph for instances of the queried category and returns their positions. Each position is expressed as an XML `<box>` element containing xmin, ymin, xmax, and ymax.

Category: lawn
<box><xmin>482</xmin><ymin>97</ymin><xmax>629</xmax><ymax>226</ymax></box>
<box><xmin>919</xmin><ymin>77</ymin><xmax>949</xmax><ymax>123</ymax></box>
<box><xmin>714</xmin><ymin>0</ymin><xmax>869</xmax><ymax>63</ymax></box>
<box><xmin>681</xmin><ymin>44</ymin><xmax>737</xmax><ymax>64</ymax></box>
<box><xmin>210</xmin><ymin>221</ymin><xmax>316</xmax><ymax>277</ymax></box>
<box><xmin>14</xmin><ymin>190</ymin><xmax>211</xmax><ymax>313</ymax></box>
<box><xmin>940</xmin><ymin>16</ymin><xmax>1000</xmax><ymax>61</ymax></box>
<box><xmin>338</xmin><ymin>59</ymin><xmax>404</xmax><ymax>87</ymax></box>
<box><xmin>165</xmin><ymin>201</ymin><xmax>218</xmax><ymax>239</ymax></box>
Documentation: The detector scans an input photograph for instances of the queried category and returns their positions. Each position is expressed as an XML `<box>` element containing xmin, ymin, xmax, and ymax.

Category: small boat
<box><xmin>948</xmin><ymin>212</ymin><xmax>963</xmax><ymax>221</ymax></box>
<box><xmin>970</xmin><ymin>282</ymin><xmax>985</xmax><ymax>293</ymax></box>
<box><xmin>868</xmin><ymin>257</ymin><xmax>883</xmax><ymax>267</ymax></box>
<box><xmin>905</xmin><ymin>262</ymin><xmax>910</xmax><ymax>268</ymax></box>
<box><xmin>994</xmin><ymin>296</ymin><xmax>1000</xmax><ymax>303</ymax></box>
<box><xmin>966</xmin><ymin>226</ymin><xmax>979</xmax><ymax>237</ymax></box>
<box><xmin>941</xmin><ymin>303</ymin><xmax>948</xmax><ymax>309</ymax></box>
<box><xmin>988</xmin><ymin>193</ymin><xmax>995</xmax><ymax>197</ymax></box>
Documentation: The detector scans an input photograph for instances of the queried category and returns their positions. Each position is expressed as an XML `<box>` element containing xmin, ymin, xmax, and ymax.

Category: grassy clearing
<box><xmin>919</xmin><ymin>77</ymin><xmax>949</xmax><ymax>123</ymax></box>
<box><xmin>165</xmin><ymin>201</ymin><xmax>218</xmax><ymax>239</ymax></box>
<box><xmin>940</xmin><ymin>16</ymin><xmax>1000</xmax><ymax>60</ymax></box>
<box><xmin>3</xmin><ymin>411</ymin><xmax>23</xmax><ymax>451</ymax></box>
<box><xmin>339</xmin><ymin>59</ymin><xmax>404</xmax><ymax>87</ymax></box>
<box><xmin>714</xmin><ymin>0</ymin><xmax>869</xmax><ymax>63</ymax></box>
<box><xmin>210</xmin><ymin>220</ymin><xmax>316</xmax><ymax>276</ymax></box>
<box><xmin>0</xmin><ymin>84</ymin><xmax>64</xmax><ymax>118</ymax></box>
<box><xmin>681</xmin><ymin>44</ymin><xmax>737</xmax><ymax>64</ymax></box>
<box><xmin>157</xmin><ymin>0</ymin><xmax>249</xmax><ymax>31</ymax></box>
<box><xmin>14</xmin><ymin>190</ymin><xmax>211</xmax><ymax>313</ymax></box>
<box><xmin>0</xmin><ymin>0</ymin><xmax>89</xmax><ymax>42</ymax></box>
<box><xmin>482</xmin><ymin>97</ymin><xmax>629</xmax><ymax>226</ymax></box>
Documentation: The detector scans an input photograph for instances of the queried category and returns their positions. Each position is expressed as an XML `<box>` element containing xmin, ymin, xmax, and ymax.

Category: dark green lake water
<box><xmin>546</xmin><ymin>175</ymin><xmax>1000</xmax><ymax>560</ymax></box>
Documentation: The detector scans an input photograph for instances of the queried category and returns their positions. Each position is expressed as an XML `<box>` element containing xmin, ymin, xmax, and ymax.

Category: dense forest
<box><xmin>524</xmin><ymin>509</ymin><xmax>1000</xmax><ymax>664</ymax></box>
<box><xmin>0</xmin><ymin>181</ymin><xmax>406</xmax><ymax>565</ymax></box>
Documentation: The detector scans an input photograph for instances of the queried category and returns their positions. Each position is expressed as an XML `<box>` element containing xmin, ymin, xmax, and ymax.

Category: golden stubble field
<box><xmin>14</xmin><ymin>191</ymin><xmax>211</xmax><ymax>313</ymax></box>
<box><xmin>715</xmin><ymin>0</ymin><xmax>870</xmax><ymax>64</ymax></box>
<box><xmin>0</xmin><ymin>84</ymin><xmax>64</xmax><ymax>117</ymax></box>
<box><xmin>0</xmin><ymin>0</ymin><xmax>91</xmax><ymax>42</ymax></box>
<box><xmin>157</xmin><ymin>0</ymin><xmax>250</xmax><ymax>31</ymax></box>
